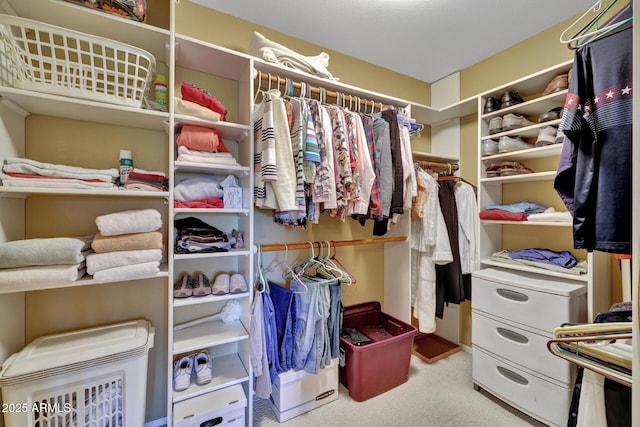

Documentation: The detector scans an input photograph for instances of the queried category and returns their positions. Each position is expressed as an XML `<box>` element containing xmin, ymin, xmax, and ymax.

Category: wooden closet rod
<box><xmin>256</xmin><ymin>236</ymin><xmax>407</xmax><ymax>252</ymax></box>
<box><xmin>256</xmin><ymin>71</ymin><xmax>400</xmax><ymax>113</ymax></box>
<box><xmin>417</xmin><ymin>160</ymin><xmax>459</xmax><ymax>171</ymax></box>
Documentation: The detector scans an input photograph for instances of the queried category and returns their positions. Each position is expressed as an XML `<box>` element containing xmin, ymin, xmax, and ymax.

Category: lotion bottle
<box><xmin>119</xmin><ymin>149</ymin><xmax>133</xmax><ymax>186</ymax></box>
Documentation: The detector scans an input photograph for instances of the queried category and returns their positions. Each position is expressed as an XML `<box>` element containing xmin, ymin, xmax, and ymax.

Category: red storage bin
<box><xmin>339</xmin><ymin>301</ymin><xmax>416</xmax><ymax>402</ymax></box>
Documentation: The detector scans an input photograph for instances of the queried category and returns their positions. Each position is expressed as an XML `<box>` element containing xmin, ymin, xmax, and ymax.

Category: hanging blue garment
<box><xmin>268</xmin><ymin>280</ymin><xmax>296</xmax><ymax>373</ymax></box>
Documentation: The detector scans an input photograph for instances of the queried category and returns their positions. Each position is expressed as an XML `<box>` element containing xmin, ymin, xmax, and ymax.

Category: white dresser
<box><xmin>471</xmin><ymin>267</ymin><xmax>587</xmax><ymax>427</ymax></box>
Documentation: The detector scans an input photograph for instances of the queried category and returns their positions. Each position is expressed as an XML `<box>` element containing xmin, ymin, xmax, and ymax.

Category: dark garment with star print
<box><xmin>554</xmin><ymin>8</ymin><xmax>632</xmax><ymax>254</ymax></box>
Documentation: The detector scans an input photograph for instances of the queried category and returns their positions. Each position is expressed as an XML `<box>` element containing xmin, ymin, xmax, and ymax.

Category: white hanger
<box><xmin>559</xmin><ymin>0</ymin><xmax>631</xmax><ymax>47</ymax></box>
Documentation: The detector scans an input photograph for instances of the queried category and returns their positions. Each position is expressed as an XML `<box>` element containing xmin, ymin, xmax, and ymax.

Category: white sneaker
<box><xmin>535</xmin><ymin>126</ymin><xmax>558</xmax><ymax>147</ymax></box>
<box><xmin>229</xmin><ymin>273</ymin><xmax>248</xmax><ymax>293</ymax></box>
<box><xmin>555</xmin><ymin>129</ymin><xmax>566</xmax><ymax>144</ymax></box>
<box><xmin>211</xmin><ymin>273</ymin><xmax>230</xmax><ymax>295</ymax></box>
<box><xmin>498</xmin><ymin>136</ymin><xmax>533</xmax><ymax>153</ymax></box>
<box><xmin>481</xmin><ymin>139</ymin><xmax>499</xmax><ymax>156</ymax></box>
<box><xmin>173</xmin><ymin>355</ymin><xmax>193</xmax><ymax>392</ymax></box>
<box><xmin>194</xmin><ymin>350</ymin><xmax>213</xmax><ymax>385</ymax></box>
<box><xmin>502</xmin><ymin>114</ymin><xmax>535</xmax><ymax>131</ymax></box>
<box><xmin>488</xmin><ymin>116</ymin><xmax>502</xmax><ymax>134</ymax></box>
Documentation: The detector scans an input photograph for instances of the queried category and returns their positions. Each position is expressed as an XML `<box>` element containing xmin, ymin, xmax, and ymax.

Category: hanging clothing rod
<box><xmin>255</xmin><ymin>70</ymin><xmax>402</xmax><ymax>113</ymax></box>
<box><xmin>417</xmin><ymin>160</ymin><xmax>459</xmax><ymax>171</ymax></box>
<box><xmin>256</xmin><ymin>236</ymin><xmax>407</xmax><ymax>252</ymax></box>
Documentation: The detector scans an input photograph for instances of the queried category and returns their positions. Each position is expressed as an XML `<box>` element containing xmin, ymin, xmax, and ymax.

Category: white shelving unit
<box><xmin>472</xmin><ymin>60</ymin><xmax>611</xmax><ymax>426</ymax></box>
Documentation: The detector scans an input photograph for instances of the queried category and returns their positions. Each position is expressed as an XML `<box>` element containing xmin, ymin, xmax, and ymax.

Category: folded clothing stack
<box><xmin>124</xmin><ymin>168</ymin><xmax>168</xmax><ymax>191</ymax></box>
<box><xmin>174</xmin><ymin>216</ymin><xmax>243</xmax><ymax>254</ymax></box>
<box><xmin>0</xmin><ymin>157</ymin><xmax>119</xmax><ymax>190</ymax></box>
<box><xmin>89</xmin><ymin>209</ymin><xmax>164</xmax><ymax>282</ymax></box>
<box><xmin>0</xmin><ymin>236</ymin><xmax>92</xmax><ymax>288</ymax></box>
<box><xmin>490</xmin><ymin>248</ymin><xmax>588</xmax><ymax>276</ymax></box>
<box><xmin>181</xmin><ymin>82</ymin><xmax>228</xmax><ymax>121</ymax></box>
<box><xmin>175</xmin><ymin>125</ymin><xmax>240</xmax><ymax>167</ymax></box>
<box><xmin>174</xmin><ymin>174</ymin><xmax>241</xmax><ymax>208</ymax></box>
<box><xmin>479</xmin><ymin>201</ymin><xmax>547</xmax><ymax>221</ymax></box>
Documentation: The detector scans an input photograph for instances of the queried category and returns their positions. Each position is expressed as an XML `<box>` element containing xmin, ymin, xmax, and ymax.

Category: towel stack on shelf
<box><xmin>124</xmin><ymin>168</ymin><xmax>168</xmax><ymax>191</ymax></box>
<box><xmin>88</xmin><ymin>209</ymin><xmax>164</xmax><ymax>282</ymax></box>
<box><xmin>0</xmin><ymin>236</ymin><xmax>92</xmax><ymax>288</ymax></box>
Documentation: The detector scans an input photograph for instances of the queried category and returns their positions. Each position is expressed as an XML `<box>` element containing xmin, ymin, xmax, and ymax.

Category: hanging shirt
<box><xmin>454</xmin><ymin>181</ymin><xmax>479</xmax><ymax>275</ymax></box>
<box><xmin>349</xmin><ymin>111</ymin><xmax>375</xmax><ymax>216</ymax></box>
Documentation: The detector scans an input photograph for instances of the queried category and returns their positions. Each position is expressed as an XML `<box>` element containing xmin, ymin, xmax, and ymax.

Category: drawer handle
<box><xmin>496</xmin><ymin>288</ymin><xmax>529</xmax><ymax>302</ymax></box>
<box><xmin>496</xmin><ymin>327</ymin><xmax>529</xmax><ymax>344</ymax></box>
<box><xmin>497</xmin><ymin>366</ymin><xmax>529</xmax><ymax>386</ymax></box>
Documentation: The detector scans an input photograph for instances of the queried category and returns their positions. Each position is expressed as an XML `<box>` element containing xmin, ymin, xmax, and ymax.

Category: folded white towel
<box><xmin>527</xmin><ymin>210</ymin><xmax>573</xmax><ymax>222</ymax></box>
<box><xmin>86</xmin><ymin>249</ymin><xmax>163</xmax><ymax>275</ymax></box>
<box><xmin>3</xmin><ymin>162</ymin><xmax>116</xmax><ymax>183</ymax></box>
<box><xmin>92</xmin><ymin>261</ymin><xmax>160</xmax><ymax>283</ymax></box>
<box><xmin>5</xmin><ymin>157</ymin><xmax>118</xmax><ymax>178</ymax></box>
<box><xmin>175</xmin><ymin>98</ymin><xmax>221</xmax><ymax>122</ymax></box>
<box><xmin>95</xmin><ymin>209</ymin><xmax>163</xmax><ymax>236</ymax></box>
<box><xmin>174</xmin><ymin>175</ymin><xmax>224</xmax><ymax>202</ymax></box>
<box><xmin>0</xmin><ymin>263</ymin><xmax>85</xmax><ymax>289</ymax></box>
<box><xmin>177</xmin><ymin>146</ymin><xmax>234</xmax><ymax>158</ymax></box>
<box><xmin>176</xmin><ymin>154</ymin><xmax>241</xmax><ymax>167</ymax></box>
<box><xmin>0</xmin><ymin>236</ymin><xmax>92</xmax><ymax>269</ymax></box>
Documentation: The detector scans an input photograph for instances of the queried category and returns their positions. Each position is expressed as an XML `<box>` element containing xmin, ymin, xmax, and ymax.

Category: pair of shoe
<box><xmin>173</xmin><ymin>350</ymin><xmax>213</xmax><ymax>392</ymax></box>
<box><xmin>498</xmin><ymin>135</ymin><xmax>533</xmax><ymax>153</ymax></box>
<box><xmin>489</xmin><ymin>114</ymin><xmax>536</xmax><ymax>134</ymax></box>
<box><xmin>174</xmin><ymin>272</ymin><xmax>248</xmax><ymax>298</ymax></box>
<box><xmin>535</xmin><ymin>126</ymin><xmax>565</xmax><ymax>147</ymax></box>
<box><xmin>542</xmin><ymin>73</ymin><xmax>569</xmax><ymax>96</ymax></box>
<box><xmin>211</xmin><ymin>273</ymin><xmax>248</xmax><ymax>295</ymax></box>
<box><xmin>485</xmin><ymin>161</ymin><xmax>534</xmax><ymax>177</ymax></box>
<box><xmin>538</xmin><ymin>106</ymin><xmax>563</xmax><ymax>123</ymax></box>
<box><xmin>483</xmin><ymin>91</ymin><xmax>525</xmax><ymax>115</ymax></box>
<box><xmin>481</xmin><ymin>139</ymin><xmax>499</xmax><ymax>157</ymax></box>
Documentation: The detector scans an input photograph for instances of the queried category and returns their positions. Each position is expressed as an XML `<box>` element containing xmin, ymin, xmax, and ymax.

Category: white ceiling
<box><xmin>190</xmin><ymin>0</ymin><xmax>595</xmax><ymax>83</ymax></box>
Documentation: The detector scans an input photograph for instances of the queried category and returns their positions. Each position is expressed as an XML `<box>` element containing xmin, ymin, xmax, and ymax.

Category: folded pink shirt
<box><xmin>176</xmin><ymin>125</ymin><xmax>229</xmax><ymax>153</ymax></box>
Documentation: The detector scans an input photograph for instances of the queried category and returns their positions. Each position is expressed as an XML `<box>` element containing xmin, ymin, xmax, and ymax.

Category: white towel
<box><xmin>0</xmin><ymin>236</ymin><xmax>92</xmax><ymax>269</ymax></box>
<box><xmin>0</xmin><ymin>263</ymin><xmax>85</xmax><ymax>288</ymax></box>
<box><xmin>3</xmin><ymin>161</ymin><xmax>116</xmax><ymax>182</ymax></box>
<box><xmin>95</xmin><ymin>209</ymin><xmax>163</xmax><ymax>236</ymax></box>
<box><xmin>86</xmin><ymin>249</ymin><xmax>163</xmax><ymax>275</ymax></box>
<box><xmin>174</xmin><ymin>176</ymin><xmax>224</xmax><ymax>202</ymax></box>
<box><xmin>4</xmin><ymin>157</ymin><xmax>119</xmax><ymax>178</ymax></box>
<box><xmin>177</xmin><ymin>146</ymin><xmax>234</xmax><ymax>158</ymax></box>
<box><xmin>0</xmin><ymin>172</ymin><xmax>118</xmax><ymax>190</ymax></box>
<box><xmin>92</xmin><ymin>261</ymin><xmax>160</xmax><ymax>283</ymax></box>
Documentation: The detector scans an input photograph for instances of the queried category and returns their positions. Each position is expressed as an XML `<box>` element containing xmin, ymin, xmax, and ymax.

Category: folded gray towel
<box><xmin>0</xmin><ymin>236</ymin><xmax>93</xmax><ymax>269</ymax></box>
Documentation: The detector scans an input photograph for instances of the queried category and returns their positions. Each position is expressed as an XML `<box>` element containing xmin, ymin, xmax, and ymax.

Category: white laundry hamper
<box><xmin>0</xmin><ymin>319</ymin><xmax>155</xmax><ymax>427</ymax></box>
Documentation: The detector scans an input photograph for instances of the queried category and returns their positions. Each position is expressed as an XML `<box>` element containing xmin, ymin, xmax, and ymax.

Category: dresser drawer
<box><xmin>472</xmin><ymin>268</ymin><xmax>587</xmax><ymax>334</ymax></box>
<box><xmin>473</xmin><ymin>346</ymin><xmax>571</xmax><ymax>427</ymax></box>
<box><xmin>472</xmin><ymin>311</ymin><xmax>574</xmax><ymax>385</ymax></box>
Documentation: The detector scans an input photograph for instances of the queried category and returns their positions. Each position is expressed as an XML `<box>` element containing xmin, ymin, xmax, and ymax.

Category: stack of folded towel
<box><xmin>175</xmin><ymin>125</ymin><xmax>240</xmax><ymax>167</ymax></box>
<box><xmin>0</xmin><ymin>236</ymin><xmax>92</xmax><ymax>288</ymax></box>
<box><xmin>0</xmin><ymin>157</ymin><xmax>119</xmax><ymax>190</ymax></box>
<box><xmin>88</xmin><ymin>209</ymin><xmax>164</xmax><ymax>282</ymax></box>
<box><xmin>124</xmin><ymin>168</ymin><xmax>168</xmax><ymax>191</ymax></box>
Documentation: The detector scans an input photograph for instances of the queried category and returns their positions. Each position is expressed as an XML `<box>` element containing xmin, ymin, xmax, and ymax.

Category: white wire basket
<box><xmin>0</xmin><ymin>13</ymin><xmax>155</xmax><ymax>108</ymax></box>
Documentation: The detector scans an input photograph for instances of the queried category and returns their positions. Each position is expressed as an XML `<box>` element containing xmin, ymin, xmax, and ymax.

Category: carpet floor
<box><xmin>253</xmin><ymin>350</ymin><xmax>548</xmax><ymax>426</ymax></box>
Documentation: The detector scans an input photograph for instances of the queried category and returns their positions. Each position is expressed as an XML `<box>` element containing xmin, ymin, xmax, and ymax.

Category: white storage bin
<box><xmin>0</xmin><ymin>319</ymin><xmax>154</xmax><ymax>427</ymax></box>
<box><xmin>173</xmin><ymin>384</ymin><xmax>246</xmax><ymax>427</ymax></box>
<box><xmin>472</xmin><ymin>267</ymin><xmax>587</xmax><ymax>334</ymax></box>
<box><xmin>269</xmin><ymin>358</ymin><xmax>339</xmax><ymax>422</ymax></box>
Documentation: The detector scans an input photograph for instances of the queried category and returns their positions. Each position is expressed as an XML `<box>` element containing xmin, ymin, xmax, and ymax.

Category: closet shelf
<box><xmin>480</xmin><ymin>119</ymin><xmax>563</xmax><ymax>141</ymax></box>
<box><xmin>480</xmin><ymin>260</ymin><xmax>588</xmax><ymax>282</ymax></box>
<box><xmin>173</xmin><ymin>320</ymin><xmax>249</xmax><ymax>355</ymax></box>
<box><xmin>412</xmin><ymin>151</ymin><xmax>459</xmax><ymax>164</ymax></box>
<box><xmin>0</xmin><ymin>266</ymin><xmax>169</xmax><ymax>295</ymax></box>
<box><xmin>481</xmin><ymin>144</ymin><xmax>562</xmax><ymax>161</ymax></box>
<box><xmin>173</xmin><ymin>249</ymin><xmax>252</xmax><ymax>261</ymax></box>
<box><xmin>0</xmin><ymin>186</ymin><xmax>169</xmax><ymax>198</ymax></box>
<box><xmin>481</xmin><ymin>91</ymin><xmax>568</xmax><ymax>120</ymax></box>
<box><xmin>174</xmin><ymin>117</ymin><xmax>251</xmax><ymax>142</ymax></box>
<box><xmin>480</xmin><ymin>220</ymin><xmax>572</xmax><ymax>227</ymax></box>
<box><xmin>172</xmin><ymin>353</ymin><xmax>249</xmax><ymax>404</ymax></box>
<box><xmin>480</xmin><ymin>171</ymin><xmax>556</xmax><ymax>184</ymax></box>
<box><xmin>0</xmin><ymin>87</ymin><xmax>169</xmax><ymax>131</ymax></box>
<box><xmin>174</xmin><ymin>161</ymin><xmax>250</xmax><ymax>176</ymax></box>
<box><xmin>173</xmin><ymin>292</ymin><xmax>250</xmax><ymax>308</ymax></box>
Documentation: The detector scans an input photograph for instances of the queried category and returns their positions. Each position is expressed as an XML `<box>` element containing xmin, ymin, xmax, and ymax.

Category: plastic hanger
<box><xmin>329</xmin><ymin>241</ymin><xmax>356</xmax><ymax>285</ymax></box>
<box><xmin>559</xmin><ymin>0</ymin><xmax>632</xmax><ymax>48</ymax></box>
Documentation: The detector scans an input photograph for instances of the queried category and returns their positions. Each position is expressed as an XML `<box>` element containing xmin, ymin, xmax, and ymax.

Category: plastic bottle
<box><xmin>154</xmin><ymin>74</ymin><xmax>167</xmax><ymax>106</ymax></box>
<box><xmin>119</xmin><ymin>150</ymin><xmax>134</xmax><ymax>186</ymax></box>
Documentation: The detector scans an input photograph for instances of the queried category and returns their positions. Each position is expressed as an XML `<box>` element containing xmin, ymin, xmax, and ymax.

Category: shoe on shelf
<box><xmin>481</xmin><ymin>139</ymin><xmax>499</xmax><ymax>156</ymax></box>
<box><xmin>502</xmin><ymin>113</ymin><xmax>535</xmax><ymax>130</ymax></box>
<box><xmin>499</xmin><ymin>161</ymin><xmax>534</xmax><ymax>176</ymax></box>
<box><xmin>500</xmin><ymin>90</ymin><xmax>524</xmax><ymax>108</ymax></box>
<box><xmin>194</xmin><ymin>350</ymin><xmax>213</xmax><ymax>386</ymax></box>
<box><xmin>538</xmin><ymin>106</ymin><xmax>563</xmax><ymax>123</ymax></box>
<box><xmin>211</xmin><ymin>273</ymin><xmax>230</xmax><ymax>295</ymax></box>
<box><xmin>173</xmin><ymin>273</ymin><xmax>193</xmax><ymax>298</ymax></box>
<box><xmin>230</xmin><ymin>273</ymin><xmax>248</xmax><ymax>293</ymax></box>
<box><xmin>555</xmin><ymin>129</ymin><xmax>566</xmax><ymax>144</ymax></box>
<box><xmin>191</xmin><ymin>272</ymin><xmax>212</xmax><ymax>297</ymax></box>
<box><xmin>535</xmin><ymin>126</ymin><xmax>558</xmax><ymax>147</ymax></box>
<box><xmin>173</xmin><ymin>355</ymin><xmax>193</xmax><ymax>392</ymax></box>
<box><xmin>542</xmin><ymin>73</ymin><xmax>568</xmax><ymax>96</ymax></box>
<box><xmin>485</xmin><ymin>162</ymin><xmax>503</xmax><ymax>177</ymax></box>
<box><xmin>498</xmin><ymin>135</ymin><xmax>533</xmax><ymax>153</ymax></box>
<box><xmin>483</xmin><ymin>97</ymin><xmax>501</xmax><ymax>114</ymax></box>
<box><xmin>488</xmin><ymin>116</ymin><xmax>503</xmax><ymax>134</ymax></box>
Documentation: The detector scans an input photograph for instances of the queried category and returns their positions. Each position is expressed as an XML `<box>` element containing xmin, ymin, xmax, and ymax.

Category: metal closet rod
<box><xmin>256</xmin><ymin>236</ymin><xmax>407</xmax><ymax>252</ymax></box>
<box><xmin>256</xmin><ymin>71</ymin><xmax>401</xmax><ymax>113</ymax></box>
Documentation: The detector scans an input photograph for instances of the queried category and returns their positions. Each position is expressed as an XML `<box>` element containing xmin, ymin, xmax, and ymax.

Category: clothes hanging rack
<box><xmin>256</xmin><ymin>236</ymin><xmax>407</xmax><ymax>253</ymax></box>
<box><xmin>416</xmin><ymin>160</ymin><xmax>459</xmax><ymax>172</ymax></box>
<box><xmin>255</xmin><ymin>70</ymin><xmax>403</xmax><ymax>114</ymax></box>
